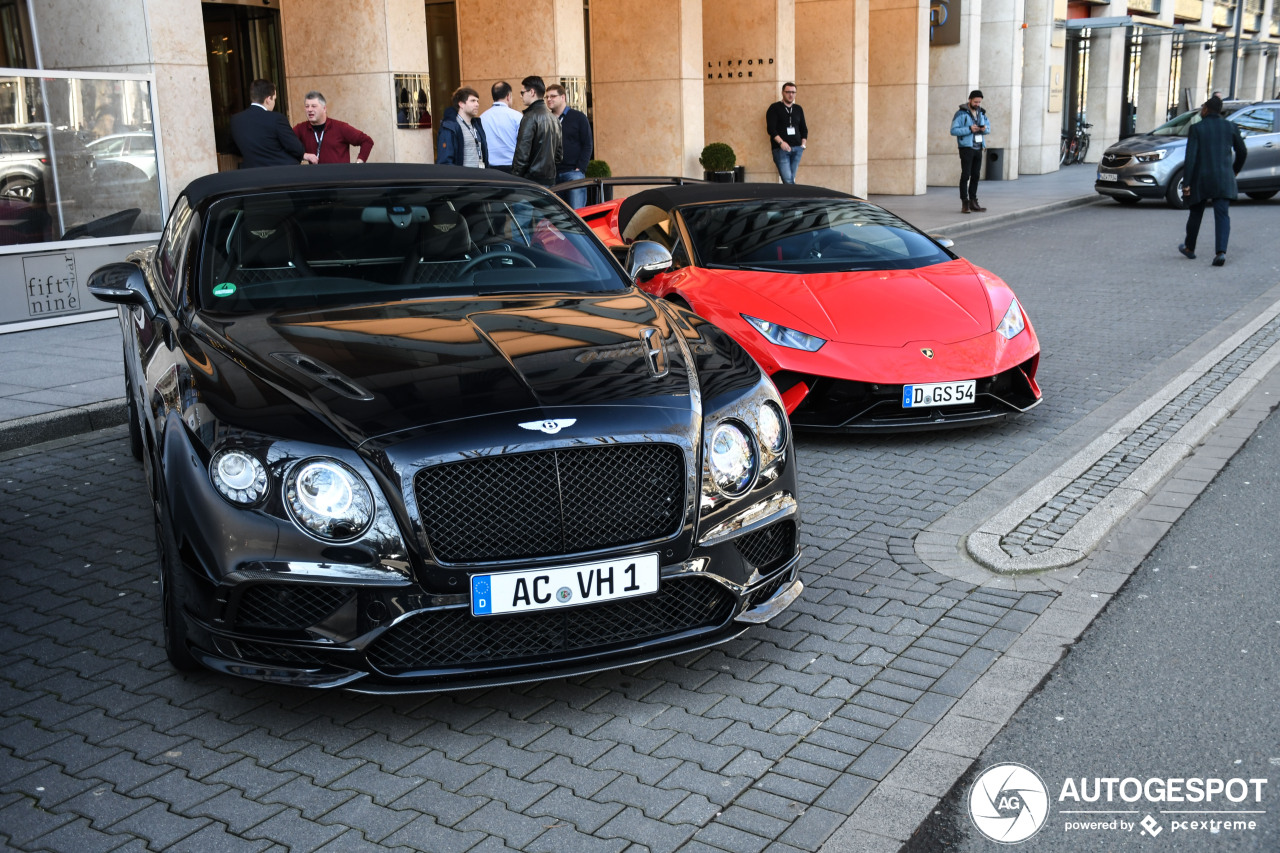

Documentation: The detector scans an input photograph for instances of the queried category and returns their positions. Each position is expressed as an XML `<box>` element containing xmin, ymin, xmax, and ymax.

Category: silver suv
<box><xmin>1094</xmin><ymin>100</ymin><xmax>1280</xmax><ymax>209</ymax></box>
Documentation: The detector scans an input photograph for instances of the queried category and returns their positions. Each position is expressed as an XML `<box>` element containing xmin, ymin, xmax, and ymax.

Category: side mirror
<box><xmin>626</xmin><ymin>240</ymin><xmax>673</xmax><ymax>283</ymax></box>
<box><xmin>930</xmin><ymin>235</ymin><xmax>955</xmax><ymax>249</ymax></box>
<box><xmin>87</xmin><ymin>261</ymin><xmax>154</xmax><ymax>314</ymax></box>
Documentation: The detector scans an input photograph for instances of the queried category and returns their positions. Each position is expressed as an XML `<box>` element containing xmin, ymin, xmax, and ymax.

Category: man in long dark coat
<box><xmin>1178</xmin><ymin>95</ymin><xmax>1247</xmax><ymax>267</ymax></box>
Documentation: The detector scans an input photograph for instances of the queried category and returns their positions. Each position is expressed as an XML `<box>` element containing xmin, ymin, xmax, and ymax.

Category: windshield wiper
<box><xmin>703</xmin><ymin>262</ymin><xmax>793</xmax><ymax>273</ymax></box>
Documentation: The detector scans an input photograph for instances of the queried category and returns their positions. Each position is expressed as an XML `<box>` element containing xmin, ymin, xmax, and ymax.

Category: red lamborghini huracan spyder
<box><xmin>574</xmin><ymin>181</ymin><xmax>1041</xmax><ymax>431</ymax></box>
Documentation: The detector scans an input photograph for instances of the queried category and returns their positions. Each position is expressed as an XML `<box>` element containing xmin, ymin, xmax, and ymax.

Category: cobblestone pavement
<box><xmin>2</xmin><ymin>200</ymin><xmax>1278</xmax><ymax>852</ymax></box>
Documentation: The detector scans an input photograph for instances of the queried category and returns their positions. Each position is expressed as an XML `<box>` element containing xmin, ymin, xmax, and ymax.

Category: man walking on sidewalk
<box><xmin>1178</xmin><ymin>95</ymin><xmax>1247</xmax><ymax>267</ymax></box>
<box><xmin>950</xmin><ymin>90</ymin><xmax>990</xmax><ymax>214</ymax></box>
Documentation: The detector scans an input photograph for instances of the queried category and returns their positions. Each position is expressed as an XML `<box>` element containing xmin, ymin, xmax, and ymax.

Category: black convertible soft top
<box><xmin>617</xmin><ymin>182</ymin><xmax>858</xmax><ymax>237</ymax></box>
<box><xmin>181</xmin><ymin>163</ymin><xmax>535</xmax><ymax>208</ymax></box>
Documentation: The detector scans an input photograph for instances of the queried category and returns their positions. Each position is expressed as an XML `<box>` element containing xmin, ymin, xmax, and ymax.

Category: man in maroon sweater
<box><xmin>293</xmin><ymin>91</ymin><xmax>374</xmax><ymax>164</ymax></box>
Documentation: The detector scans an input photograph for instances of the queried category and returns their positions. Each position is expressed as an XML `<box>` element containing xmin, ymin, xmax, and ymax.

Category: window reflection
<box><xmin>0</xmin><ymin>73</ymin><xmax>163</xmax><ymax>247</ymax></box>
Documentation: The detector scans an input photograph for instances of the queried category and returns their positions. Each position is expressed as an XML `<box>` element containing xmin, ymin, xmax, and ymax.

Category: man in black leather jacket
<box><xmin>511</xmin><ymin>76</ymin><xmax>563</xmax><ymax>187</ymax></box>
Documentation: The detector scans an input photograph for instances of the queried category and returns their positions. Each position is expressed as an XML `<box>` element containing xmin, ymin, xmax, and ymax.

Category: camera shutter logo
<box><xmin>968</xmin><ymin>763</ymin><xmax>1050</xmax><ymax>843</ymax></box>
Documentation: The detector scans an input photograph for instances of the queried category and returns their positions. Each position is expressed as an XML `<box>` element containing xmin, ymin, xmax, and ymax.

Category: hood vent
<box><xmin>270</xmin><ymin>352</ymin><xmax>375</xmax><ymax>401</ymax></box>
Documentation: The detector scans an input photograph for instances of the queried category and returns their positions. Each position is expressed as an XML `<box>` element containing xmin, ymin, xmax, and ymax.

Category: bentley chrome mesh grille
<box><xmin>414</xmin><ymin>443</ymin><xmax>685</xmax><ymax>563</ymax></box>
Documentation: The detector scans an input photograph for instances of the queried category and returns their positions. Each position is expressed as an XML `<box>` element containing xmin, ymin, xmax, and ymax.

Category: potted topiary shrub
<box><xmin>583</xmin><ymin>160</ymin><xmax>612</xmax><ymax>204</ymax></box>
<box><xmin>700</xmin><ymin>142</ymin><xmax>737</xmax><ymax>182</ymax></box>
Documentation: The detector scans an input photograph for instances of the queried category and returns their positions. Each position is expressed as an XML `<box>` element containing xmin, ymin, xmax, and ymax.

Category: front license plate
<box><xmin>1098</xmin><ymin>172</ymin><xmax>1118</xmax><ymax>182</ymax></box>
<box><xmin>471</xmin><ymin>553</ymin><xmax>659</xmax><ymax>616</ymax></box>
<box><xmin>902</xmin><ymin>380</ymin><xmax>976</xmax><ymax>408</ymax></box>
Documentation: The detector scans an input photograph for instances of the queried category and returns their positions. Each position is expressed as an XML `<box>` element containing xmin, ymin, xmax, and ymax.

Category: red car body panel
<box><xmin>579</xmin><ymin>189</ymin><xmax>1041</xmax><ymax>429</ymax></box>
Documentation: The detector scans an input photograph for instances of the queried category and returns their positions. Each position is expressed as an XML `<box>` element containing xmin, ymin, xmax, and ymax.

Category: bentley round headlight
<box><xmin>709</xmin><ymin>421</ymin><xmax>758</xmax><ymax>496</ymax></box>
<box><xmin>757</xmin><ymin>401</ymin><xmax>786</xmax><ymax>454</ymax></box>
<box><xmin>210</xmin><ymin>450</ymin><xmax>268</xmax><ymax>505</ymax></box>
<box><xmin>285</xmin><ymin>459</ymin><xmax>374</xmax><ymax>540</ymax></box>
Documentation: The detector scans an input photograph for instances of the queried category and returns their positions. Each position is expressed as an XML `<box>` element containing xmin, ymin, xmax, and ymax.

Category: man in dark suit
<box><xmin>230</xmin><ymin>79</ymin><xmax>304</xmax><ymax>168</ymax></box>
<box><xmin>1178</xmin><ymin>95</ymin><xmax>1247</xmax><ymax>267</ymax></box>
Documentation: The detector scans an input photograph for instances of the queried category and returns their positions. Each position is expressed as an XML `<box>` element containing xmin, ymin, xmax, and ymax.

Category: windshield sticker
<box><xmin>212</xmin><ymin>282</ymin><xmax>237</xmax><ymax>298</ymax></box>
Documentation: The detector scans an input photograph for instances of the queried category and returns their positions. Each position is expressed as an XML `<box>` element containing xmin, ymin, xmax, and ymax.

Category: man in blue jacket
<box><xmin>1178</xmin><ymin>95</ymin><xmax>1247</xmax><ymax>267</ymax></box>
<box><xmin>546</xmin><ymin>83</ymin><xmax>592</xmax><ymax>208</ymax></box>
<box><xmin>950</xmin><ymin>90</ymin><xmax>991</xmax><ymax>214</ymax></box>
<box><xmin>436</xmin><ymin>87</ymin><xmax>489</xmax><ymax>168</ymax></box>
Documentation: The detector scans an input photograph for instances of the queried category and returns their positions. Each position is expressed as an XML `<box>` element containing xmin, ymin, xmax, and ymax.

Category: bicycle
<box><xmin>1059</xmin><ymin>121</ymin><xmax>1092</xmax><ymax>165</ymax></box>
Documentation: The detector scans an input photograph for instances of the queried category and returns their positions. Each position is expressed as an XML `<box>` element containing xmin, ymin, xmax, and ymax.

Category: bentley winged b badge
<box><xmin>519</xmin><ymin>419</ymin><xmax>577</xmax><ymax>435</ymax></box>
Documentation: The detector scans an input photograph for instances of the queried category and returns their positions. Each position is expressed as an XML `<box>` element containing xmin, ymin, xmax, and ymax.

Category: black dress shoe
<box><xmin>1213</xmin><ymin>253</ymin><xmax>1226</xmax><ymax>266</ymax></box>
<box><xmin>1178</xmin><ymin>244</ymin><xmax>1196</xmax><ymax>259</ymax></box>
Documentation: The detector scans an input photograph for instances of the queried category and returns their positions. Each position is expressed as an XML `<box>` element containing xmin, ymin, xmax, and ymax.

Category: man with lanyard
<box><xmin>436</xmin><ymin>87</ymin><xmax>489</xmax><ymax>168</ymax></box>
<box><xmin>950</xmin><ymin>89</ymin><xmax>991</xmax><ymax>214</ymax></box>
<box><xmin>293</xmin><ymin>91</ymin><xmax>374</xmax><ymax>164</ymax></box>
<box><xmin>545</xmin><ymin>83</ymin><xmax>593</xmax><ymax>208</ymax></box>
<box><xmin>765</xmin><ymin>82</ymin><xmax>807</xmax><ymax>184</ymax></box>
<box><xmin>481</xmin><ymin>82</ymin><xmax>522</xmax><ymax>173</ymax></box>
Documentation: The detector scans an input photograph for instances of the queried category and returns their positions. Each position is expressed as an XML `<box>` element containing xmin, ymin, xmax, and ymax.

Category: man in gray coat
<box><xmin>1178</xmin><ymin>96</ymin><xmax>1247</xmax><ymax>267</ymax></box>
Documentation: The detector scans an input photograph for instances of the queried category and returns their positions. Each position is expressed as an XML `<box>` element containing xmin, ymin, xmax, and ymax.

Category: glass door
<box><xmin>202</xmin><ymin>1</ymin><xmax>287</xmax><ymax>170</ymax></box>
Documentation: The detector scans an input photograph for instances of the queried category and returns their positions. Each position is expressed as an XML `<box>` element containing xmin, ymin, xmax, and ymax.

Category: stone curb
<box><xmin>968</xmin><ymin>293</ymin><xmax>1280</xmax><ymax>573</ymax></box>
<box><xmin>0</xmin><ymin>397</ymin><xmax>127</xmax><ymax>454</ymax></box>
<box><xmin>820</xmin><ymin>354</ymin><xmax>1280</xmax><ymax>852</ymax></box>
<box><xmin>926</xmin><ymin>194</ymin><xmax>1106</xmax><ymax>240</ymax></box>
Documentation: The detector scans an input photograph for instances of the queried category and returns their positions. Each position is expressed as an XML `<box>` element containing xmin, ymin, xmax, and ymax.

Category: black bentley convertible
<box><xmin>90</xmin><ymin>164</ymin><xmax>802</xmax><ymax>692</ymax></box>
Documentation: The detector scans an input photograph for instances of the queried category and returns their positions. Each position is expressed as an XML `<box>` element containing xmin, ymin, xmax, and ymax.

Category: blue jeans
<box><xmin>771</xmin><ymin>147</ymin><xmax>803</xmax><ymax>183</ymax></box>
<box><xmin>556</xmin><ymin>169</ymin><xmax>586</xmax><ymax>209</ymax></box>
<box><xmin>1184</xmin><ymin>197</ymin><xmax>1231</xmax><ymax>255</ymax></box>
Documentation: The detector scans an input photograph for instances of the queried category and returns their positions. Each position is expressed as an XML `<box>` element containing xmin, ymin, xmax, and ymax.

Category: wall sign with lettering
<box><xmin>707</xmin><ymin>58</ymin><xmax>774</xmax><ymax>80</ymax></box>
<box><xmin>23</xmin><ymin>253</ymin><xmax>80</xmax><ymax>319</ymax></box>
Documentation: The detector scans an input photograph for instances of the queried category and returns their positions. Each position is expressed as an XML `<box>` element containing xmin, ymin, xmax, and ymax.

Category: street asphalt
<box><xmin>2</xmin><ymin>173</ymin><xmax>1278</xmax><ymax>853</ymax></box>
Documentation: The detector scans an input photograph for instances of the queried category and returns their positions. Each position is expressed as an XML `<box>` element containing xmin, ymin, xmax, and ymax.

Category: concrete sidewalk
<box><xmin>0</xmin><ymin>165</ymin><xmax>1103</xmax><ymax>453</ymax></box>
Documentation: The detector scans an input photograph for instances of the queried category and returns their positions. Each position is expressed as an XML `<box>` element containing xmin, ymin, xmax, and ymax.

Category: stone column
<box><xmin>1084</xmin><ymin>23</ymin><xmax>1126</xmax><ymax>163</ymax></box>
<box><xmin>868</xmin><ymin>0</ymin><xmax>929</xmax><ymax>193</ymax></box>
<box><xmin>977</xmin><ymin>0</ymin><xmax>1022</xmax><ymax>177</ymax></box>
<box><xmin>1237</xmin><ymin>45</ymin><xmax>1270</xmax><ymax>99</ymax></box>
<box><xmin>592</xmin><ymin>0</ymin><xmax>704</xmax><ymax>175</ymax></box>
<box><xmin>1134</xmin><ymin>4</ymin><xmax>1177</xmax><ymax>132</ymax></box>
<box><xmin>795</xmin><ymin>0</ymin><xmax>869</xmax><ymax>195</ymax></box>
<box><xmin>1210</xmin><ymin>41</ymin><xmax>1236</xmax><ymax>95</ymax></box>
<box><xmin>927</xmin><ymin>0</ymin><xmax>980</xmax><ymax>187</ymax></box>
<box><xmin>282</xmin><ymin>0</ymin><xmax>433</xmax><ymax>166</ymax></box>
<box><xmin>1018</xmin><ymin>0</ymin><xmax>1067</xmax><ymax>173</ymax></box>
<box><xmin>1177</xmin><ymin>40</ymin><xmax>1213</xmax><ymax>110</ymax></box>
<box><xmin>703</xmin><ymin>0</ymin><xmax>795</xmax><ymax>183</ymax></box>
<box><xmin>29</xmin><ymin>0</ymin><xmax>217</xmax><ymax>202</ymax></box>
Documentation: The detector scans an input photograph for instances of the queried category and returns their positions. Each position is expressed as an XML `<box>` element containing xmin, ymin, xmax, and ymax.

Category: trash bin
<box><xmin>985</xmin><ymin>147</ymin><xmax>1006</xmax><ymax>181</ymax></box>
